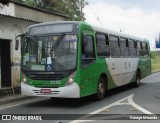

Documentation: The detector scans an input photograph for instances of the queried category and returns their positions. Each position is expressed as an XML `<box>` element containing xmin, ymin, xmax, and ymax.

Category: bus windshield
<box><xmin>22</xmin><ymin>34</ymin><xmax>77</xmax><ymax>71</ymax></box>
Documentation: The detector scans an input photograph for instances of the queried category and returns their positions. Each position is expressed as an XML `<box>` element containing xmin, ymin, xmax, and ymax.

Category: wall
<box><xmin>0</xmin><ymin>2</ymin><xmax>66</xmax><ymax>22</ymax></box>
<box><xmin>0</xmin><ymin>3</ymin><xmax>15</xmax><ymax>16</ymax></box>
<box><xmin>14</xmin><ymin>4</ymin><xmax>65</xmax><ymax>22</ymax></box>
<box><xmin>0</xmin><ymin>15</ymin><xmax>36</xmax><ymax>88</ymax></box>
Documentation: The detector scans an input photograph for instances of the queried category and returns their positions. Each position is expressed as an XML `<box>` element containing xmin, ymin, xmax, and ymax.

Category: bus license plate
<box><xmin>40</xmin><ymin>89</ymin><xmax>51</xmax><ymax>93</ymax></box>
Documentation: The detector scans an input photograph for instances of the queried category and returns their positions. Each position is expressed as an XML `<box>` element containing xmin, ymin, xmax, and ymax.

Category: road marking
<box><xmin>0</xmin><ymin>97</ymin><xmax>47</xmax><ymax>110</ymax></box>
<box><xmin>128</xmin><ymin>94</ymin><xmax>153</xmax><ymax>114</ymax></box>
<box><xmin>70</xmin><ymin>120</ymin><xmax>94</xmax><ymax>123</ymax></box>
<box><xmin>70</xmin><ymin>94</ymin><xmax>153</xmax><ymax>123</ymax></box>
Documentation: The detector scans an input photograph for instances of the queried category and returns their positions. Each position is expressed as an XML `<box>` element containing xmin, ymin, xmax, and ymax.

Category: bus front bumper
<box><xmin>21</xmin><ymin>82</ymin><xmax>80</xmax><ymax>98</ymax></box>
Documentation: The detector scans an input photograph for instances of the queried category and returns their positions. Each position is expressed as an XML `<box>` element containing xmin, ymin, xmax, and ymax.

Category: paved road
<box><xmin>0</xmin><ymin>72</ymin><xmax>160</xmax><ymax>123</ymax></box>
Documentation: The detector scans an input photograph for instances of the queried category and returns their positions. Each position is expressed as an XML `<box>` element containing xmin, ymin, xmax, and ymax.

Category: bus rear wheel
<box><xmin>94</xmin><ymin>77</ymin><xmax>105</xmax><ymax>100</ymax></box>
<box><xmin>134</xmin><ymin>71</ymin><xmax>140</xmax><ymax>87</ymax></box>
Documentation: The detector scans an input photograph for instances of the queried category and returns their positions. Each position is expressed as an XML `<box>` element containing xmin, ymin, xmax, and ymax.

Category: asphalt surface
<box><xmin>0</xmin><ymin>72</ymin><xmax>160</xmax><ymax>123</ymax></box>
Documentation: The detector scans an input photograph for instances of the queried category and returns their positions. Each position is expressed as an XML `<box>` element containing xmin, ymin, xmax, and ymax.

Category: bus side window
<box><xmin>142</xmin><ymin>42</ymin><xmax>149</xmax><ymax>56</ymax></box>
<box><xmin>137</xmin><ymin>41</ymin><xmax>143</xmax><ymax>56</ymax></box>
<box><xmin>147</xmin><ymin>43</ymin><xmax>150</xmax><ymax>53</ymax></box>
<box><xmin>129</xmin><ymin>39</ymin><xmax>137</xmax><ymax>57</ymax></box>
<box><xmin>96</xmin><ymin>33</ymin><xmax>110</xmax><ymax>57</ymax></box>
<box><xmin>109</xmin><ymin>35</ymin><xmax>121</xmax><ymax>58</ymax></box>
<box><xmin>82</xmin><ymin>34</ymin><xmax>95</xmax><ymax>67</ymax></box>
<box><xmin>120</xmin><ymin>38</ymin><xmax>129</xmax><ymax>57</ymax></box>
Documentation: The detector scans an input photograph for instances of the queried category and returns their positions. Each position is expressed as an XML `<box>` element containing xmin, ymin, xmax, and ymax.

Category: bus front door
<box><xmin>80</xmin><ymin>31</ymin><xmax>97</xmax><ymax>97</ymax></box>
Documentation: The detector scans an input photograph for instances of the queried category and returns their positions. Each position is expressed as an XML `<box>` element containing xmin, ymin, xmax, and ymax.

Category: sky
<box><xmin>83</xmin><ymin>0</ymin><xmax>160</xmax><ymax>50</ymax></box>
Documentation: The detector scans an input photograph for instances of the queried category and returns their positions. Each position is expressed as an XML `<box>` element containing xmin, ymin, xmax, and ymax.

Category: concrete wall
<box><xmin>0</xmin><ymin>2</ymin><xmax>66</xmax><ymax>22</ymax></box>
<box><xmin>0</xmin><ymin>3</ymin><xmax>15</xmax><ymax>16</ymax></box>
<box><xmin>0</xmin><ymin>15</ymin><xmax>36</xmax><ymax>88</ymax></box>
<box><xmin>14</xmin><ymin>4</ymin><xmax>65</xmax><ymax>22</ymax></box>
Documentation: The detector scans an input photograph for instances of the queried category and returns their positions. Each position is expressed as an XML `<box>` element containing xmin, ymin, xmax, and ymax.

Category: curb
<box><xmin>0</xmin><ymin>95</ymin><xmax>36</xmax><ymax>106</ymax></box>
<box><xmin>152</xmin><ymin>71</ymin><xmax>160</xmax><ymax>74</ymax></box>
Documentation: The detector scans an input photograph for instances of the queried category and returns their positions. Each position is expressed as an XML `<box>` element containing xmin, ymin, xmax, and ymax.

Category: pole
<box><xmin>80</xmin><ymin>0</ymin><xmax>88</xmax><ymax>21</ymax></box>
<box><xmin>80</xmin><ymin>0</ymin><xmax>83</xmax><ymax>21</ymax></box>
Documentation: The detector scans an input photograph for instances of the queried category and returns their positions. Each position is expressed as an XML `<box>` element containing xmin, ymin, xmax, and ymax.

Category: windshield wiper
<box><xmin>50</xmin><ymin>33</ymin><xmax>65</xmax><ymax>59</ymax></box>
<box><xmin>52</xmin><ymin>33</ymin><xmax>65</xmax><ymax>50</ymax></box>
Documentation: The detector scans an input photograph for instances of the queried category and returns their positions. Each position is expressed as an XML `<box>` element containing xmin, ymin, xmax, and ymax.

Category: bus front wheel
<box><xmin>94</xmin><ymin>77</ymin><xmax>106</xmax><ymax>100</ymax></box>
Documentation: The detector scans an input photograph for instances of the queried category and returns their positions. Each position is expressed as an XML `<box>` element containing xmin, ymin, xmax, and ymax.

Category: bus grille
<box><xmin>28</xmin><ymin>74</ymin><xmax>64</xmax><ymax>80</ymax></box>
<box><xmin>32</xmin><ymin>90</ymin><xmax>60</xmax><ymax>95</ymax></box>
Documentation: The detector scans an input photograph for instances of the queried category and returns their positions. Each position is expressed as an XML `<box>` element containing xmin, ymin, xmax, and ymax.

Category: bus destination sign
<box><xmin>28</xmin><ymin>24</ymin><xmax>74</xmax><ymax>35</ymax></box>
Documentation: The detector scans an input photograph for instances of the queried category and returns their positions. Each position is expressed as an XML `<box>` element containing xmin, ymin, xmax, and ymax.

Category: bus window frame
<box><xmin>119</xmin><ymin>37</ymin><xmax>129</xmax><ymax>58</ymax></box>
<box><xmin>96</xmin><ymin>32</ymin><xmax>110</xmax><ymax>58</ymax></box>
<box><xmin>137</xmin><ymin>41</ymin><xmax>143</xmax><ymax>57</ymax></box>
<box><xmin>109</xmin><ymin>35</ymin><xmax>121</xmax><ymax>58</ymax></box>
<box><xmin>142</xmin><ymin>42</ymin><xmax>149</xmax><ymax>57</ymax></box>
<box><xmin>81</xmin><ymin>33</ymin><xmax>96</xmax><ymax>68</ymax></box>
<box><xmin>128</xmin><ymin>39</ymin><xmax>137</xmax><ymax>58</ymax></box>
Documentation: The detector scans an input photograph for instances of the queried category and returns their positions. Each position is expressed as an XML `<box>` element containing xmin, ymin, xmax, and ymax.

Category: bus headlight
<box><xmin>23</xmin><ymin>77</ymin><xmax>27</xmax><ymax>83</ymax></box>
<box><xmin>22</xmin><ymin>74</ymin><xmax>28</xmax><ymax>85</ymax></box>
<box><xmin>66</xmin><ymin>72</ymin><xmax>76</xmax><ymax>86</ymax></box>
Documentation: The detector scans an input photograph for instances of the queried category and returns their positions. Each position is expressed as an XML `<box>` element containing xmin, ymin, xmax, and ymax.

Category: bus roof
<box><xmin>91</xmin><ymin>24</ymin><xmax>147</xmax><ymax>42</ymax></box>
<box><xmin>27</xmin><ymin>21</ymin><xmax>149</xmax><ymax>43</ymax></box>
<box><xmin>27</xmin><ymin>21</ymin><xmax>80</xmax><ymax>29</ymax></box>
<box><xmin>79</xmin><ymin>21</ymin><xmax>148</xmax><ymax>42</ymax></box>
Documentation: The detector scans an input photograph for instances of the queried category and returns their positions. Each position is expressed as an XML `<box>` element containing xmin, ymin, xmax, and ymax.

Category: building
<box><xmin>0</xmin><ymin>0</ymin><xmax>66</xmax><ymax>89</ymax></box>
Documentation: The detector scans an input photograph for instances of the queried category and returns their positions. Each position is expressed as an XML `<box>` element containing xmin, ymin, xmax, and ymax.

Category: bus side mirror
<box><xmin>15</xmin><ymin>34</ymin><xmax>25</xmax><ymax>50</ymax></box>
<box><xmin>15</xmin><ymin>39</ymin><xmax>19</xmax><ymax>51</ymax></box>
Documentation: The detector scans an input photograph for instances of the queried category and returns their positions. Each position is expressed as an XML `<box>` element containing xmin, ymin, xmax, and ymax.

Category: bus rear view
<box><xmin>21</xmin><ymin>22</ymin><xmax>80</xmax><ymax>98</ymax></box>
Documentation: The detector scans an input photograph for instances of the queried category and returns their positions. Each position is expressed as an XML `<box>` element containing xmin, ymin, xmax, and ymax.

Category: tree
<box><xmin>13</xmin><ymin>0</ymin><xmax>86</xmax><ymax>21</ymax></box>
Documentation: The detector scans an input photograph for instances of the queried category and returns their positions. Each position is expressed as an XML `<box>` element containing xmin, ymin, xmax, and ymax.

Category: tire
<box><xmin>94</xmin><ymin>77</ymin><xmax>106</xmax><ymax>100</ymax></box>
<box><xmin>134</xmin><ymin>71</ymin><xmax>140</xmax><ymax>87</ymax></box>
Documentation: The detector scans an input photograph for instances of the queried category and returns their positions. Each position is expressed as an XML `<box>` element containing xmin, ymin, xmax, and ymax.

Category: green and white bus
<box><xmin>19</xmin><ymin>21</ymin><xmax>151</xmax><ymax>100</ymax></box>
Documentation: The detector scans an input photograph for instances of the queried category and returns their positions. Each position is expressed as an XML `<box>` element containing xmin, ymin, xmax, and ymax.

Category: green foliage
<box><xmin>150</xmin><ymin>51</ymin><xmax>156</xmax><ymax>59</ymax></box>
<box><xmin>151</xmin><ymin>56</ymin><xmax>160</xmax><ymax>72</ymax></box>
<box><xmin>13</xmin><ymin>0</ymin><xmax>86</xmax><ymax>21</ymax></box>
<box><xmin>150</xmin><ymin>51</ymin><xmax>160</xmax><ymax>72</ymax></box>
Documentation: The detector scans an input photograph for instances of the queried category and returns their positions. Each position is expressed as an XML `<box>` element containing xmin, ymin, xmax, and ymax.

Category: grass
<box><xmin>151</xmin><ymin>56</ymin><xmax>160</xmax><ymax>73</ymax></box>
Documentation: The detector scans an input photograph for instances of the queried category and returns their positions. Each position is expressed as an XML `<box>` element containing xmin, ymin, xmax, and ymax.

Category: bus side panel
<box><xmin>127</xmin><ymin>58</ymin><xmax>140</xmax><ymax>83</ymax></box>
<box><xmin>79</xmin><ymin>58</ymin><xmax>118</xmax><ymax>98</ymax></box>
<box><xmin>138</xmin><ymin>57</ymin><xmax>151</xmax><ymax>79</ymax></box>
<box><xmin>78</xmin><ymin>23</ymin><xmax>117</xmax><ymax>97</ymax></box>
<box><xmin>105</xmin><ymin>57</ymin><xmax>139</xmax><ymax>87</ymax></box>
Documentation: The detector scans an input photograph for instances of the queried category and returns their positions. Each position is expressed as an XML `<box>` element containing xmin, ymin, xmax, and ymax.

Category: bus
<box><xmin>17</xmin><ymin>21</ymin><xmax>151</xmax><ymax>100</ymax></box>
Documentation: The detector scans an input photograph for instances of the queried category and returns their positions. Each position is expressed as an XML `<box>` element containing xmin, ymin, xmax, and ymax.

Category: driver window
<box><xmin>82</xmin><ymin>35</ymin><xmax>95</xmax><ymax>67</ymax></box>
<box><xmin>82</xmin><ymin>35</ymin><xmax>95</xmax><ymax>58</ymax></box>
